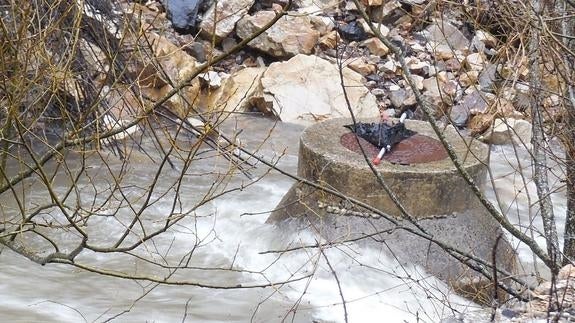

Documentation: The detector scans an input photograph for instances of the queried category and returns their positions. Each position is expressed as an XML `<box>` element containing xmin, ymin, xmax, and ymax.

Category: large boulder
<box><xmin>236</xmin><ymin>11</ymin><xmax>320</xmax><ymax>57</ymax></box>
<box><xmin>255</xmin><ymin>54</ymin><xmax>379</xmax><ymax>125</ymax></box>
<box><xmin>211</xmin><ymin>67</ymin><xmax>267</xmax><ymax>112</ymax></box>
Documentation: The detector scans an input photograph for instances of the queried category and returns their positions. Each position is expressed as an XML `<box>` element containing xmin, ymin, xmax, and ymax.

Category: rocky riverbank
<box><xmin>84</xmin><ymin>0</ymin><xmax>571</xmax><ymax>147</ymax></box>
<box><xmin>119</xmin><ymin>0</ymin><xmax>568</xmax><ymax>141</ymax></box>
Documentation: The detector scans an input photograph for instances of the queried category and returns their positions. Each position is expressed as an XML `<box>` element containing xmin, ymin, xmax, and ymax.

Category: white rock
<box><xmin>380</xmin><ymin>59</ymin><xmax>397</xmax><ymax>73</ymax></box>
<box><xmin>200</xmin><ymin>0</ymin><xmax>255</xmax><ymax>40</ymax></box>
<box><xmin>410</xmin><ymin>42</ymin><xmax>426</xmax><ymax>52</ymax></box>
<box><xmin>465</xmin><ymin>53</ymin><xmax>486</xmax><ymax>71</ymax></box>
<box><xmin>257</xmin><ymin>54</ymin><xmax>379</xmax><ymax>125</ymax></box>
<box><xmin>359</xmin><ymin>19</ymin><xmax>390</xmax><ymax>37</ymax></box>
<box><xmin>362</xmin><ymin>0</ymin><xmax>383</xmax><ymax>6</ymax></box>
<box><xmin>297</xmin><ymin>0</ymin><xmax>340</xmax><ymax>10</ymax></box>
<box><xmin>406</xmin><ymin>57</ymin><xmax>430</xmax><ymax>74</ymax></box>
<box><xmin>481</xmin><ymin>118</ymin><xmax>532</xmax><ymax>146</ymax></box>
<box><xmin>102</xmin><ymin>114</ymin><xmax>138</xmax><ymax>140</ymax></box>
<box><xmin>412</xmin><ymin>74</ymin><xmax>424</xmax><ymax>90</ymax></box>
<box><xmin>199</xmin><ymin>71</ymin><xmax>223</xmax><ymax>88</ymax></box>
<box><xmin>236</xmin><ymin>11</ymin><xmax>320</xmax><ymax>57</ymax></box>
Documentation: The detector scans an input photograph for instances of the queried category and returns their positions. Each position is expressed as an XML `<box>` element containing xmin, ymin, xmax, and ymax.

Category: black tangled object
<box><xmin>344</xmin><ymin>122</ymin><xmax>416</xmax><ymax>149</ymax></box>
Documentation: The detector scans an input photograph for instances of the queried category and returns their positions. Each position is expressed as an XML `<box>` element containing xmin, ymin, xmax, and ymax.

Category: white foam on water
<box><xmin>486</xmin><ymin>144</ymin><xmax>567</xmax><ymax>269</ymax></box>
<box><xmin>193</xmin><ymin>181</ymin><xmax>481</xmax><ymax>322</ymax></box>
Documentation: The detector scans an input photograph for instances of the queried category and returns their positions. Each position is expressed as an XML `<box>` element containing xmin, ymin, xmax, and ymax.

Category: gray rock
<box><xmin>165</xmin><ymin>0</ymin><xmax>209</xmax><ymax>32</ymax></box>
<box><xmin>450</xmin><ymin>103</ymin><xmax>470</xmax><ymax>126</ymax></box>
<box><xmin>371</xmin><ymin>88</ymin><xmax>387</xmax><ymax>96</ymax></box>
<box><xmin>389</xmin><ymin>87</ymin><xmax>416</xmax><ymax>107</ymax></box>
<box><xmin>424</xmin><ymin>20</ymin><xmax>470</xmax><ymax>58</ymax></box>
<box><xmin>450</xmin><ymin>91</ymin><xmax>490</xmax><ymax>126</ymax></box>
<box><xmin>478</xmin><ymin>63</ymin><xmax>497</xmax><ymax>92</ymax></box>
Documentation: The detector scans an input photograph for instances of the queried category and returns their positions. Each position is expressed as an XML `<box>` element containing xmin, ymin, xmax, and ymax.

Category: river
<box><xmin>0</xmin><ymin>116</ymin><xmax>566</xmax><ymax>322</ymax></box>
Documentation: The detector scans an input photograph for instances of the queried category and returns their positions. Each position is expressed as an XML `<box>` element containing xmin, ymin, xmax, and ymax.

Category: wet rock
<box><xmin>102</xmin><ymin>114</ymin><xmax>139</xmax><ymax>141</ymax></box>
<box><xmin>362</xmin><ymin>37</ymin><xmax>389</xmax><ymax>56</ymax></box>
<box><xmin>339</xmin><ymin>21</ymin><xmax>368</xmax><ymax>41</ymax></box>
<box><xmin>236</xmin><ymin>11</ymin><xmax>320</xmax><ymax>57</ymax></box>
<box><xmin>165</xmin><ymin>0</ymin><xmax>206</xmax><ymax>32</ymax></box>
<box><xmin>256</xmin><ymin>54</ymin><xmax>379</xmax><ymax>125</ymax></box>
<box><xmin>269</xmin><ymin>118</ymin><xmax>517</xmax><ymax>306</ymax></box>
<box><xmin>424</xmin><ymin>20</ymin><xmax>469</xmax><ymax>59</ymax></box>
<box><xmin>200</xmin><ymin>0</ymin><xmax>254</xmax><ymax>40</ymax></box>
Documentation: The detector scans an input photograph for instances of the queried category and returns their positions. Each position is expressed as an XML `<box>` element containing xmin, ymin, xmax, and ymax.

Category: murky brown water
<box><xmin>0</xmin><ymin>117</ymin><xmax>567</xmax><ymax>322</ymax></box>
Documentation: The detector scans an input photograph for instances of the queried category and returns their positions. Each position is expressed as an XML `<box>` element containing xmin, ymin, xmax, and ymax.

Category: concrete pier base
<box><xmin>267</xmin><ymin>118</ymin><xmax>518</xmax><ymax>304</ymax></box>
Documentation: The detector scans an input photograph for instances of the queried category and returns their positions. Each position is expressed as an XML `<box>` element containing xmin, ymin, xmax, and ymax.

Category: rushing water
<box><xmin>0</xmin><ymin>117</ymin><xmax>566</xmax><ymax>322</ymax></box>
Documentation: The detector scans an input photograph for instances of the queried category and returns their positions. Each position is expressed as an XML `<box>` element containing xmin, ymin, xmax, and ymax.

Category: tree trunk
<box><xmin>558</xmin><ymin>0</ymin><xmax>575</xmax><ymax>264</ymax></box>
<box><xmin>529</xmin><ymin>0</ymin><xmax>560</xmax><ymax>270</ymax></box>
